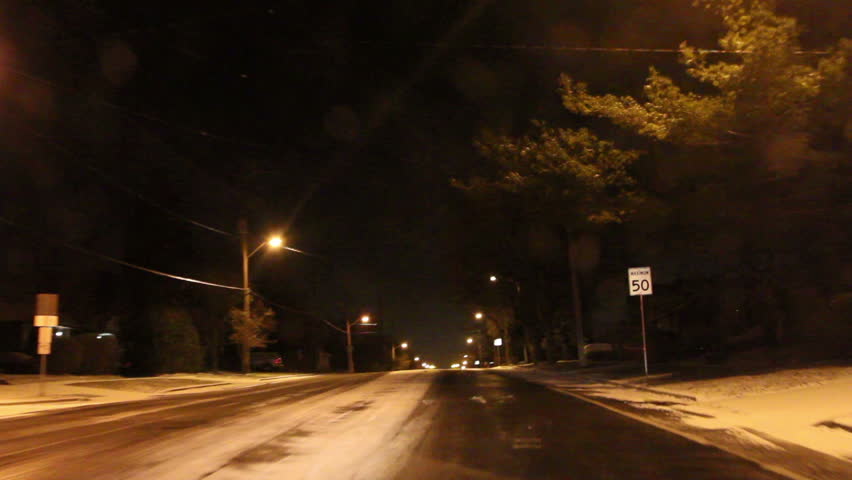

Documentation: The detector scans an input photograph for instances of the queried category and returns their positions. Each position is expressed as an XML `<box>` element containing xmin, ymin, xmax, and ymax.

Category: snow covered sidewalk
<box><xmin>0</xmin><ymin>372</ymin><xmax>313</xmax><ymax>417</ymax></box>
<box><xmin>500</xmin><ymin>364</ymin><xmax>852</xmax><ymax>480</ymax></box>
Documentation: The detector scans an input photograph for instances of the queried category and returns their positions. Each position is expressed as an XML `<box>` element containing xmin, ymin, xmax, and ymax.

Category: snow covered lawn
<box><xmin>0</xmin><ymin>372</ymin><xmax>313</xmax><ymax>417</ymax></box>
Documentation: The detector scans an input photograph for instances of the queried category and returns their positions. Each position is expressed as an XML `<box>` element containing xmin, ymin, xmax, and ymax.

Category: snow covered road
<box><xmin>0</xmin><ymin>371</ymin><xmax>436</xmax><ymax>480</ymax></box>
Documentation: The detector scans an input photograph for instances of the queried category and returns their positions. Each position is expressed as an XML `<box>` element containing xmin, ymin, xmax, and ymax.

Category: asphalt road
<box><xmin>0</xmin><ymin>370</ymin><xmax>791</xmax><ymax>480</ymax></box>
<box><xmin>398</xmin><ymin>370</ymin><xmax>788</xmax><ymax>480</ymax></box>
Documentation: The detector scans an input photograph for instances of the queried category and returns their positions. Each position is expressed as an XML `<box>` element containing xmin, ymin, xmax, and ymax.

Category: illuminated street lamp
<box><xmin>239</xmin><ymin>219</ymin><xmax>284</xmax><ymax>372</ymax></box>
<box><xmin>414</xmin><ymin>356</ymin><xmax>420</xmax><ymax>362</ymax></box>
<box><xmin>391</xmin><ymin>340</ymin><xmax>409</xmax><ymax>367</ymax></box>
<box><xmin>487</xmin><ymin>274</ymin><xmax>524</xmax><ymax>364</ymax></box>
<box><xmin>466</xmin><ymin>337</ymin><xmax>474</xmax><ymax>344</ymax></box>
<box><xmin>345</xmin><ymin>313</ymin><xmax>375</xmax><ymax>373</ymax></box>
<box><xmin>474</xmin><ymin>312</ymin><xmax>484</xmax><ymax>320</ymax></box>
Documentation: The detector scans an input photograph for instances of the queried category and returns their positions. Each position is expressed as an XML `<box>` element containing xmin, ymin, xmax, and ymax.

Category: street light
<box><xmin>487</xmin><ymin>273</ymin><xmax>523</xmax><ymax>364</ymax></box>
<box><xmin>474</xmin><ymin>312</ymin><xmax>484</xmax><ymax>320</ymax></box>
<box><xmin>466</xmin><ymin>337</ymin><xmax>474</xmax><ymax>344</ymax></box>
<box><xmin>414</xmin><ymin>356</ymin><xmax>420</xmax><ymax>362</ymax></box>
<box><xmin>239</xmin><ymin>219</ymin><xmax>284</xmax><ymax>373</ymax></box>
<box><xmin>391</xmin><ymin>341</ymin><xmax>409</xmax><ymax>368</ymax></box>
<box><xmin>345</xmin><ymin>313</ymin><xmax>375</xmax><ymax>373</ymax></box>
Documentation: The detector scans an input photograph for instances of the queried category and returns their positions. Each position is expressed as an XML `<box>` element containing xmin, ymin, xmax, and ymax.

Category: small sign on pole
<box><xmin>628</xmin><ymin>267</ymin><xmax>652</xmax><ymax>296</ymax></box>
<box><xmin>628</xmin><ymin>268</ymin><xmax>652</xmax><ymax>376</ymax></box>
<box><xmin>34</xmin><ymin>294</ymin><xmax>59</xmax><ymax>396</ymax></box>
<box><xmin>34</xmin><ymin>293</ymin><xmax>59</xmax><ymax>327</ymax></box>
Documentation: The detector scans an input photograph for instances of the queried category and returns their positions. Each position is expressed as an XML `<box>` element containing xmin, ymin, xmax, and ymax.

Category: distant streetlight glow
<box><xmin>474</xmin><ymin>312</ymin><xmax>483</xmax><ymax>320</ymax></box>
<box><xmin>267</xmin><ymin>236</ymin><xmax>284</xmax><ymax>248</ymax></box>
<box><xmin>489</xmin><ymin>275</ymin><xmax>498</xmax><ymax>282</ymax></box>
<box><xmin>414</xmin><ymin>356</ymin><xmax>420</xmax><ymax>361</ymax></box>
<box><xmin>400</xmin><ymin>342</ymin><xmax>408</xmax><ymax>349</ymax></box>
<box><xmin>466</xmin><ymin>337</ymin><xmax>474</xmax><ymax>344</ymax></box>
<box><xmin>360</xmin><ymin>315</ymin><xmax>371</xmax><ymax>323</ymax></box>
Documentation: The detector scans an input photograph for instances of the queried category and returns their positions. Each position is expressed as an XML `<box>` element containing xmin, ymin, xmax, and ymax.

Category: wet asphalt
<box><xmin>398</xmin><ymin>370</ymin><xmax>788</xmax><ymax>480</ymax></box>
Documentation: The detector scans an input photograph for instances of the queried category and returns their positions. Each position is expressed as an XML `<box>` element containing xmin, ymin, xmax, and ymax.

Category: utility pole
<box><xmin>569</xmin><ymin>241</ymin><xmax>587</xmax><ymax>367</ymax></box>
<box><xmin>346</xmin><ymin>319</ymin><xmax>355</xmax><ymax>373</ymax></box>
<box><xmin>239</xmin><ymin>219</ymin><xmax>251</xmax><ymax>373</ymax></box>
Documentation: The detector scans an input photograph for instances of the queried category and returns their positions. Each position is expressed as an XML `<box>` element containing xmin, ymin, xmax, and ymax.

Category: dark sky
<box><xmin>1</xmin><ymin>0</ymin><xmax>848</xmax><ymax>366</ymax></box>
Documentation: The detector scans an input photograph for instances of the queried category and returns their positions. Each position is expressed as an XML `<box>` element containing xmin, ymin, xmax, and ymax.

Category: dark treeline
<box><xmin>450</xmin><ymin>0</ymin><xmax>851</xmax><ymax>366</ymax></box>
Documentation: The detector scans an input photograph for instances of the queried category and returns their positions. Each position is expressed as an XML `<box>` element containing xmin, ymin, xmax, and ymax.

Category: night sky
<box><xmin>1</xmin><ymin>0</ymin><xmax>848</xmax><ymax>366</ymax></box>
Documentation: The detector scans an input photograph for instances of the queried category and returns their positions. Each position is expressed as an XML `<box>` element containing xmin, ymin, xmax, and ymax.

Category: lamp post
<box><xmin>391</xmin><ymin>341</ymin><xmax>409</xmax><ymax>368</ymax></box>
<box><xmin>488</xmin><ymin>274</ymin><xmax>522</xmax><ymax>364</ymax></box>
<box><xmin>346</xmin><ymin>314</ymin><xmax>373</xmax><ymax>373</ymax></box>
<box><xmin>238</xmin><ymin>219</ymin><xmax>283</xmax><ymax>372</ymax></box>
<box><xmin>471</xmin><ymin>313</ymin><xmax>486</xmax><ymax>361</ymax></box>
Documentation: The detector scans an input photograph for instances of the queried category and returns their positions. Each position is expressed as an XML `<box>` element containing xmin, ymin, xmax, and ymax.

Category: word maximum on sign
<box><xmin>628</xmin><ymin>267</ymin><xmax>653</xmax><ymax>296</ymax></box>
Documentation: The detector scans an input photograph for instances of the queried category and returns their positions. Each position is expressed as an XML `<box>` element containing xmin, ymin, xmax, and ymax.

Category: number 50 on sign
<box><xmin>628</xmin><ymin>267</ymin><xmax>652</xmax><ymax>296</ymax></box>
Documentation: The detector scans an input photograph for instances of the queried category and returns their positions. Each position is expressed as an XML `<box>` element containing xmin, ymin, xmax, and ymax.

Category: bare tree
<box><xmin>228</xmin><ymin>299</ymin><xmax>277</xmax><ymax>373</ymax></box>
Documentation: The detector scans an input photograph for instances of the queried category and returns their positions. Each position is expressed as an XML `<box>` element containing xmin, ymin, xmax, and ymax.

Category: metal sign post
<box><xmin>34</xmin><ymin>294</ymin><xmax>59</xmax><ymax>397</ymax></box>
<box><xmin>628</xmin><ymin>268</ymin><xmax>652</xmax><ymax>376</ymax></box>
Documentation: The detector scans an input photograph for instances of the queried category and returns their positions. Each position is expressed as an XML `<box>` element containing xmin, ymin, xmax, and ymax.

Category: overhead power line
<box><xmin>359</xmin><ymin>40</ymin><xmax>832</xmax><ymax>56</ymax></box>
<box><xmin>0</xmin><ymin>215</ymin><xmax>244</xmax><ymax>291</ymax></box>
<box><xmin>250</xmin><ymin>290</ymin><xmax>346</xmax><ymax>333</ymax></box>
<box><xmin>83</xmin><ymin>164</ymin><xmax>236</xmax><ymax>237</ymax></box>
<box><xmin>27</xmin><ymin>127</ymin><xmax>237</xmax><ymax>238</ymax></box>
<box><xmin>0</xmin><ymin>63</ymin><xmax>275</xmax><ymax>151</ymax></box>
<box><xmin>283</xmin><ymin>245</ymin><xmax>326</xmax><ymax>259</ymax></box>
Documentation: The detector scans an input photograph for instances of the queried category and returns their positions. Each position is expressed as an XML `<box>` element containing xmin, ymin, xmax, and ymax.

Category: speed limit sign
<box><xmin>628</xmin><ymin>266</ymin><xmax>653</xmax><ymax>376</ymax></box>
<box><xmin>628</xmin><ymin>267</ymin><xmax>653</xmax><ymax>296</ymax></box>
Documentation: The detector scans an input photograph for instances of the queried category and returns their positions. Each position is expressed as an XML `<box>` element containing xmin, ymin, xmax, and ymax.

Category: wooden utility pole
<box><xmin>239</xmin><ymin>219</ymin><xmax>251</xmax><ymax>373</ymax></box>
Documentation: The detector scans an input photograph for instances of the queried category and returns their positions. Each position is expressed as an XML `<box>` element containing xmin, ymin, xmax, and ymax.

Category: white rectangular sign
<box><xmin>628</xmin><ymin>267</ymin><xmax>653</xmax><ymax>296</ymax></box>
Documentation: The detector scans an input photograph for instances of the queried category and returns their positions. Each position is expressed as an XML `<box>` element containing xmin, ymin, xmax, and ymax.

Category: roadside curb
<box><xmin>502</xmin><ymin>367</ymin><xmax>698</xmax><ymax>402</ymax></box>
<box><xmin>157</xmin><ymin>382</ymin><xmax>231</xmax><ymax>393</ymax></box>
<box><xmin>0</xmin><ymin>397</ymin><xmax>90</xmax><ymax>406</ymax></box>
<box><xmin>598</xmin><ymin>378</ymin><xmax>698</xmax><ymax>402</ymax></box>
<box><xmin>258</xmin><ymin>374</ymin><xmax>314</xmax><ymax>381</ymax></box>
